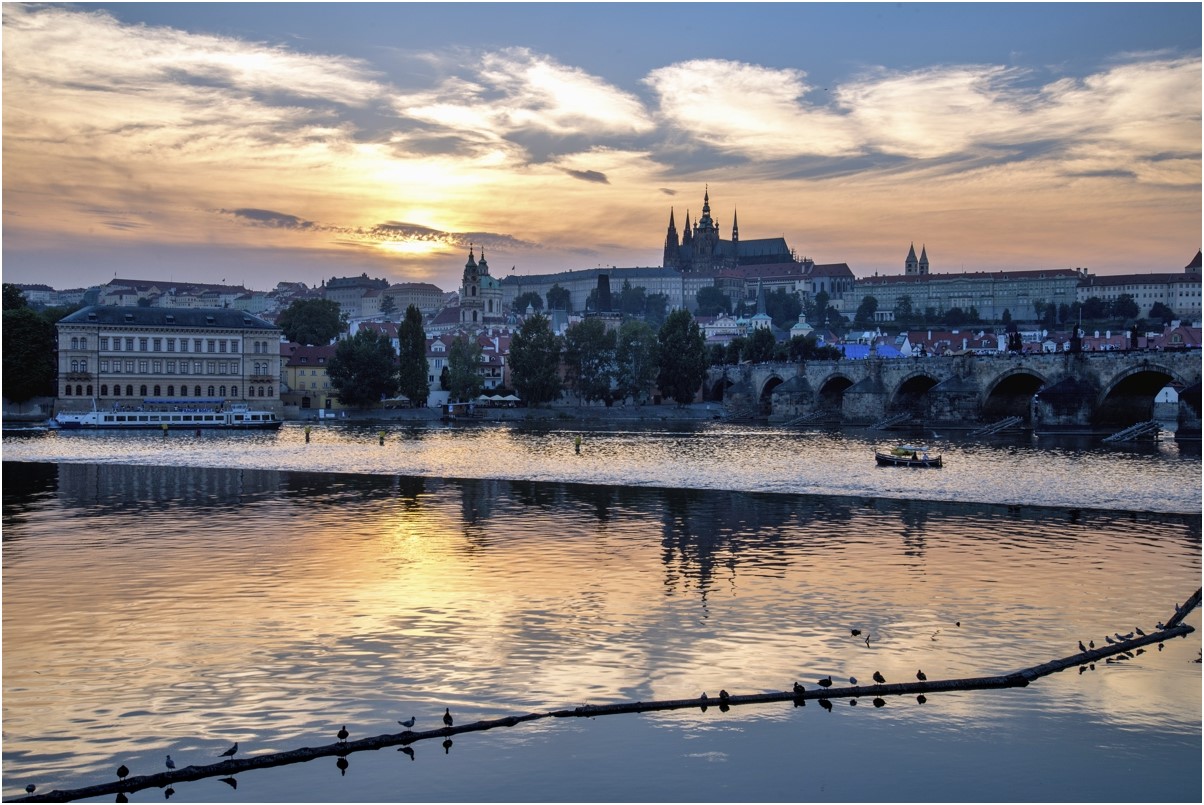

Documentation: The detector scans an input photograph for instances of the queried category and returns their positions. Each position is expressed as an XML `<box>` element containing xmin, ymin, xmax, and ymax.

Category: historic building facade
<box><xmin>54</xmin><ymin>306</ymin><xmax>282</xmax><ymax>411</ymax></box>
<box><xmin>662</xmin><ymin>188</ymin><xmax>795</xmax><ymax>272</ymax></box>
<box><xmin>459</xmin><ymin>247</ymin><xmax>505</xmax><ymax>327</ymax></box>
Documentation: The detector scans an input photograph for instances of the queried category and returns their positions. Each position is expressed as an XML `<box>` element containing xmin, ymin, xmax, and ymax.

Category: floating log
<box><xmin>11</xmin><ymin>597</ymin><xmax>1197</xmax><ymax>803</ymax></box>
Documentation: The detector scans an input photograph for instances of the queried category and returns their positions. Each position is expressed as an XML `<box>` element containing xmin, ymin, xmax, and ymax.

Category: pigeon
<box><xmin>916</xmin><ymin>669</ymin><xmax>927</xmax><ymax>681</ymax></box>
<box><xmin>166</xmin><ymin>755</ymin><xmax>175</xmax><ymax>771</ymax></box>
<box><xmin>219</xmin><ymin>742</ymin><xmax>238</xmax><ymax>760</ymax></box>
<box><xmin>399</xmin><ymin>746</ymin><xmax>415</xmax><ymax>760</ymax></box>
<box><xmin>1078</xmin><ymin>640</ymin><xmax>1087</xmax><ymax>652</ymax></box>
<box><xmin>873</xmin><ymin>671</ymin><xmax>886</xmax><ymax>685</ymax></box>
<box><xmin>117</xmin><ymin>765</ymin><xmax>129</xmax><ymax>782</ymax></box>
<box><xmin>1079</xmin><ymin>665</ymin><xmax>1087</xmax><ymax>674</ymax></box>
<box><xmin>443</xmin><ymin>708</ymin><xmax>453</xmax><ymax>728</ymax></box>
<box><xmin>399</xmin><ymin>717</ymin><xmax>416</xmax><ymax>729</ymax></box>
<box><xmin>337</xmin><ymin>726</ymin><xmax>349</xmax><ymax>744</ymax></box>
<box><xmin>818</xmin><ymin>676</ymin><xmax>833</xmax><ymax>689</ymax></box>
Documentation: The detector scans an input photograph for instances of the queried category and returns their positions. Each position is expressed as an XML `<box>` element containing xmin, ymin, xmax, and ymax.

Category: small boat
<box><xmin>55</xmin><ymin>402</ymin><xmax>281</xmax><ymax>430</ymax></box>
<box><xmin>875</xmin><ymin>445</ymin><xmax>942</xmax><ymax>468</ymax></box>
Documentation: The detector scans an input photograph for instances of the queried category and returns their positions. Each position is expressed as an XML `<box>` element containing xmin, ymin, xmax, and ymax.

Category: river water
<box><xmin>2</xmin><ymin>422</ymin><xmax>1201</xmax><ymax>802</ymax></box>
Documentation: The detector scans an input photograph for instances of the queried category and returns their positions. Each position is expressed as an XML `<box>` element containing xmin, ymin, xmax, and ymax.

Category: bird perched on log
<box><xmin>165</xmin><ymin>755</ymin><xmax>175</xmax><ymax>771</ymax></box>
<box><xmin>1078</xmin><ymin>640</ymin><xmax>1087</xmax><ymax>652</ymax></box>
<box><xmin>337</xmin><ymin>725</ymin><xmax>349</xmax><ymax>744</ymax></box>
<box><xmin>873</xmin><ymin>671</ymin><xmax>886</xmax><ymax>686</ymax></box>
<box><xmin>1156</xmin><ymin>622</ymin><xmax>1166</xmax><ymax>630</ymax></box>
<box><xmin>443</xmin><ymin>708</ymin><xmax>453</xmax><ymax>728</ymax></box>
<box><xmin>1135</xmin><ymin>627</ymin><xmax>1146</xmax><ymax>637</ymax></box>
<box><xmin>818</xmin><ymin>675</ymin><xmax>833</xmax><ymax>689</ymax></box>
<box><xmin>719</xmin><ymin>689</ymin><xmax>730</xmax><ymax>703</ymax></box>
<box><xmin>916</xmin><ymin>669</ymin><xmax>927</xmax><ymax>682</ymax></box>
<box><xmin>219</xmin><ymin>742</ymin><xmax>238</xmax><ymax>761</ymax></box>
<box><xmin>117</xmin><ymin>765</ymin><xmax>129</xmax><ymax>783</ymax></box>
<box><xmin>399</xmin><ymin>717</ymin><xmax>416</xmax><ymax>729</ymax></box>
<box><xmin>792</xmin><ymin>681</ymin><xmax>805</xmax><ymax>696</ymax></box>
<box><xmin>1105</xmin><ymin>636</ymin><xmax>1115</xmax><ymax>644</ymax></box>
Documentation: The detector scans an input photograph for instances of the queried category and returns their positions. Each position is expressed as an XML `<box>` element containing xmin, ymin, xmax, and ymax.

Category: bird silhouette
<box><xmin>792</xmin><ymin>681</ymin><xmax>805</xmax><ymax>696</ymax></box>
<box><xmin>1078</xmin><ymin>640</ymin><xmax>1087</xmax><ymax>652</ymax></box>
<box><xmin>399</xmin><ymin>746</ymin><xmax>415</xmax><ymax>760</ymax></box>
<box><xmin>916</xmin><ymin>694</ymin><xmax>927</xmax><ymax>705</ymax></box>
<box><xmin>818</xmin><ymin>675</ymin><xmax>833</xmax><ymax>689</ymax></box>
<box><xmin>850</xmin><ymin>629</ymin><xmax>862</xmax><ymax>637</ymax></box>
<box><xmin>337</xmin><ymin>725</ymin><xmax>349</xmax><ymax>744</ymax></box>
<box><xmin>25</xmin><ymin>785</ymin><xmax>35</xmax><ymax>795</ymax></box>
<box><xmin>443</xmin><ymin>708</ymin><xmax>453</xmax><ymax>728</ymax></box>
<box><xmin>1135</xmin><ymin>648</ymin><xmax>1145</xmax><ymax>655</ymax></box>
<box><xmin>1105</xmin><ymin>636</ymin><xmax>1115</xmax><ymax>644</ymax></box>
<box><xmin>1089</xmin><ymin>640</ymin><xmax>1095</xmax><ymax>649</ymax></box>
<box><xmin>872</xmin><ymin>697</ymin><xmax>886</xmax><ymax>708</ymax></box>
<box><xmin>1158</xmin><ymin>643</ymin><xmax>1164</xmax><ymax>651</ymax></box>
<box><xmin>873</xmin><ymin>671</ymin><xmax>886</xmax><ymax>685</ymax></box>
<box><xmin>849</xmin><ymin>676</ymin><xmax>858</xmax><ymax>686</ymax></box>
<box><xmin>916</xmin><ymin>669</ymin><xmax>927</xmax><ymax>682</ymax></box>
<box><xmin>442</xmin><ymin>738</ymin><xmax>453</xmax><ymax>755</ymax></box>
<box><xmin>166</xmin><ymin>755</ymin><xmax>175</xmax><ymax>771</ymax></box>
<box><xmin>219</xmin><ymin>742</ymin><xmax>238</xmax><ymax>760</ymax></box>
<box><xmin>818</xmin><ymin>698</ymin><xmax>832</xmax><ymax>712</ymax></box>
<box><xmin>1156</xmin><ymin>622</ymin><xmax>1166</xmax><ymax>630</ymax></box>
<box><xmin>336</xmin><ymin>757</ymin><xmax>349</xmax><ymax>776</ymax></box>
<box><xmin>117</xmin><ymin>765</ymin><xmax>129</xmax><ymax>782</ymax></box>
<box><xmin>699</xmin><ymin>692</ymin><xmax>708</xmax><ymax>711</ymax></box>
<box><xmin>1135</xmin><ymin>627</ymin><xmax>1146</xmax><ymax>637</ymax></box>
<box><xmin>399</xmin><ymin>717</ymin><xmax>416</xmax><ymax>729</ymax></box>
<box><xmin>719</xmin><ymin>689</ymin><xmax>730</xmax><ymax>702</ymax></box>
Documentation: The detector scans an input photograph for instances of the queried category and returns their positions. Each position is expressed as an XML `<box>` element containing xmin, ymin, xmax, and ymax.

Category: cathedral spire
<box><xmin>732</xmin><ymin>207</ymin><xmax>739</xmax><ymax>244</ymax></box>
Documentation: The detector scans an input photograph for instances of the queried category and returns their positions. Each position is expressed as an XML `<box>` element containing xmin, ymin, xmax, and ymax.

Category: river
<box><xmin>2</xmin><ymin>423</ymin><xmax>1200</xmax><ymax>802</ymax></box>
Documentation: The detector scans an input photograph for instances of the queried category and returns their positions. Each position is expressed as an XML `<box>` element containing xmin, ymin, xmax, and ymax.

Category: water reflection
<box><xmin>2</xmin><ymin>461</ymin><xmax>1199</xmax><ymax>802</ymax></box>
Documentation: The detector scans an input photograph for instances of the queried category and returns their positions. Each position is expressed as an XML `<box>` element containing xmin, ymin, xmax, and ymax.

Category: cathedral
<box><xmin>458</xmin><ymin>246</ymin><xmax>504</xmax><ymax>326</ymax></box>
<box><xmin>662</xmin><ymin>188</ymin><xmax>795</xmax><ymax>272</ymax></box>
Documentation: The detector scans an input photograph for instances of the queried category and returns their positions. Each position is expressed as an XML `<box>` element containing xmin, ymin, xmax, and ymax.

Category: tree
<box><xmin>695</xmin><ymin>286</ymin><xmax>731</xmax><ymax>316</ymax></box>
<box><xmin>512</xmin><ymin>291</ymin><xmax>544</xmax><ymax>314</ymax></box>
<box><xmin>546</xmin><ymin>284</ymin><xmax>571</xmax><ymax>312</ymax></box>
<box><xmin>439</xmin><ymin>365</ymin><xmax>450</xmax><ymax>392</ymax></box>
<box><xmin>379</xmin><ymin>295</ymin><xmax>398</xmax><ymax>319</ymax></box>
<box><xmin>765</xmin><ymin>288</ymin><xmax>802</xmax><ymax>330</ymax></box>
<box><xmin>744</xmin><ymin>327</ymin><xmax>777</xmax><ymax>363</ymax></box>
<box><xmin>657</xmin><ymin>309</ymin><xmax>708</xmax><ymax>405</ymax></box>
<box><xmin>618</xmin><ymin>281</ymin><xmax>648</xmax><ymax>317</ymax></box>
<box><xmin>447</xmin><ymin>335</ymin><xmax>483</xmax><ymax>402</ymax></box>
<box><xmin>895</xmin><ymin>294</ymin><xmax>914</xmax><ymax>325</ymax></box>
<box><xmin>614</xmin><ymin>320</ymin><xmax>659</xmax><ymax>404</ymax></box>
<box><xmin>1148</xmin><ymin>301</ymin><xmax>1176</xmax><ymax>324</ymax></box>
<box><xmin>788</xmin><ymin>333</ymin><xmax>842</xmax><ymax>361</ymax></box>
<box><xmin>2</xmin><ymin>307</ymin><xmax>57</xmax><ymax>402</ymax></box>
<box><xmin>1001</xmin><ymin>308</ymin><xmax>1012</xmax><ymax>325</ymax></box>
<box><xmin>643</xmin><ymin>292</ymin><xmax>669</xmax><ymax>328</ymax></box>
<box><xmin>326</xmin><ymin>329</ymin><xmax>399</xmax><ymax>408</ymax></box>
<box><xmin>563</xmin><ymin>317</ymin><xmax>616</xmax><ymax>404</ymax></box>
<box><xmin>1110</xmin><ymin>293</ymin><xmax>1139</xmax><ymax>320</ymax></box>
<box><xmin>725</xmin><ymin>337</ymin><xmax>746</xmax><ymax>365</ymax></box>
<box><xmin>3</xmin><ymin>283</ymin><xmax>28</xmax><ymax>310</ymax></box>
<box><xmin>809</xmin><ymin>289</ymin><xmax>830</xmax><ymax>327</ymax></box>
<box><xmin>508</xmin><ymin>313</ymin><xmax>562</xmax><ymax>406</ymax></box>
<box><xmin>708</xmin><ymin>343</ymin><xmax>727</xmax><ymax>366</ymax></box>
<box><xmin>396</xmin><ymin>305</ymin><xmax>429</xmax><ymax>407</ymax></box>
<box><xmin>1080</xmin><ymin>296</ymin><xmax>1108</xmax><ymax>320</ymax></box>
<box><xmin>854</xmin><ymin>295</ymin><xmax>878</xmax><ymax>325</ymax></box>
<box><xmin>278</xmin><ymin>299</ymin><xmax>346</xmax><ymax>345</ymax></box>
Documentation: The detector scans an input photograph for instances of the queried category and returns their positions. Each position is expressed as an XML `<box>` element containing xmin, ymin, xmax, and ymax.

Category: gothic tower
<box><xmin>905</xmin><ymin>243</ymin><xmax>919</xmax><ymax>276</ymax></box>
<box><xmin>918</xmin><ymin>245</ymin><xmax>930</xmax><ymax>275</ymax></box>
<box><xmin>663</xmin><ymin>209</ymin><xmax>680</xmax><ymax>269</ymax></box>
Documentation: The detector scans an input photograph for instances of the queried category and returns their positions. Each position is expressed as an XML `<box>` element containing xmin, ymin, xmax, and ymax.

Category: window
<box><xmin>100</xmin><ymin>337</ymin><xmax>110</xmax><ymax>350</ymax></box>
<box><xmin>86</xmin><ymin>385</ymin><xmax>92</xmax><ymax>396</ymax></box>
<box><xmin>166</xmin><ymin>360</ymin><xmax>175</xmax><ymax>374</ymax></box>
<box><xmin>194</xmin><ymin>339</ymin><xmax>202</xmax><ymax>352</ymax></box>
<box><xmin>140</xmin><ymin>385</ymin><xmax>148</xmax><ymax>396</ymax></box>
<box><xmin>127</xmin><ymin>385</ymin><xmax>134</xmax><ymax>397</ymax></box>
<box><xmin>208</xmin><ymin>385</ymin><xmax>215</xmax><ymax>397</ymax></box>
<box><xmin>219</xmin><ymin>340</ymin><xmax>227</xmax><ymax>353</ymax></box>
<box><xmin>125</xmin><ymin>360</ymin><xmax>135</xmax><ymax>373</ymax></box>
<box><xmin>231</xmin><ymin>386</ymin><xmax>238</xmax><ymax>397</ymax></box>
<box><xmin>64</xmin><ymin>385</ymin><xmax>72</xmax><ymax>396</ymax></box>
<box><xmin>139</xmin><ymin>360</ymin><xmax>149</xmax><ymax>373</ymax></box>
<box><xmin>153</xmin><ymin>360</ymin><xmax>162</xmax><ymax>373</ymax></box>
<box><xmin>207</xmin><ymin>361</ymin><xmax>216</xmax><ymax>374</ymax></box>
<box><xmin>268</xmin><ymin>386</ymin><xmax>273</xmax><ymax>397</ymax></box>
<box><xmin>140</xmin><ymin>338</ymin><xmax>148</xmax><ymax>351</ymax></box>
<box><xmin>101</xmin><ymin>385</ymin><xmax>108</xmax><ymax>396</ymax></box>
<box><xmin>219</xmin><ymin>386</ymin><xmax>227</xmax><ymax>397</ymax></box>
<box><xmin>167</xmin><ymin>385</ymin><xmax>174</xmax><ymax>397</ymax></box>
<box><xmin>126</xmin><ymin>338</ymin><xmax>135</xmax><ymax>351</ymax></box>
<box><xmin>70</xmin><ymin>360</ymin><xmax>80</xmax><ymax>372</ymax></box>
<box><xmin>167</xmin><ymin>338</ymin><xmax>175</xmax><ymax>352</ymax></box>
<box><xmin>70</xmin><ymin>337</ymin><xmax>79</xmax><ymax>349</ymax></box>
<box><xmin>154</xmin><ymin>385</ymin><xmax>161</xmax><ymax>396</ymax></box>
<box><xmin>153</xmin><ymin>338</ymin><xmax>162</xmax><ymax>351</ymax></box>
<box><xmin>207</xmin><ymin>339</ymin><xmax>216</xmax><ymax>353</ymax></box>
<box><xmin>194</xmin><ymin>385</ymin><xmax>201</xmax><ymax>397</ymax></box>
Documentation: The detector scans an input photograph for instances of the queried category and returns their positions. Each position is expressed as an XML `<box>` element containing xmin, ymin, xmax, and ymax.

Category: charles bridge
<box><xmin>707</xmin><ymin>349</ymin><xmax>1202</xmax><ymax>432</ymax></box>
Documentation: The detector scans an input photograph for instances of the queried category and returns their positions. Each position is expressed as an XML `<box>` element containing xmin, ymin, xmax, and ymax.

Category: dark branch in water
<box><xmin>11</xmin><ymin>598</ymin><xmax>1198</xmax><ymax>803</ymax></box>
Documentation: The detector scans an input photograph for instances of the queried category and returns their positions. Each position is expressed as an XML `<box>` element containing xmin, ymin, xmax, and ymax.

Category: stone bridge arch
<box><xmin>1095</xmin><ymin>362</ymin><xmax>1192</xmax><ymax>426</ymax></box>
<box><xmin>816</xmin><ymin>372</ymin><xmax>856</xmax><ymax>415</ymax></box>
<box><xmin>758</xmin><ymin>373</ymin><xmax>787</xmax><ymax>414</ymax></box>
<box><xmin>888</xmin><ymin>371</ymin><xmax>942</xmax><ymax>417</ymax></box>
<box><xmin>981</xmin><ymin>367</ymin><xmax>1049</xmax><ymax>422</ymax></box>
<box><xmin>707</xmin><ymin>375</ymin><xmax>734</xmax><ymax>403</ymax></box>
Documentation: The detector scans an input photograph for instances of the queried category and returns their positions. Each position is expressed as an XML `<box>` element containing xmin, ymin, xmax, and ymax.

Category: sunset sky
<box><xmin>3</xmin><ymin>2</ymin><xmax>1200</xmax><ymax>294</ymax></box>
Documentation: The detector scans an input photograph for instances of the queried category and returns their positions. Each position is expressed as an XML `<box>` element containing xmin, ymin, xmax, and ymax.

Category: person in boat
<box><xmin>922</xmin><ymin>450</ymin><xmax>929</xmax><ymax>461</ymax></box>
<box><xmin>911</xmin><ymin>451</ymin><xmax>918</xmax><ymax>459</ymax></box>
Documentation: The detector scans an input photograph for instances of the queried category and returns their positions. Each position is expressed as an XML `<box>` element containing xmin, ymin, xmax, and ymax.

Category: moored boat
<box><xmin>55</xmin><ymin>403</ymin><xmax>281</xmax><ymax>430</ymax></box>
<box><xmin>875</xmin><ymin>444</ymin><xmax>942</xmax><ymax>468</ymax></box>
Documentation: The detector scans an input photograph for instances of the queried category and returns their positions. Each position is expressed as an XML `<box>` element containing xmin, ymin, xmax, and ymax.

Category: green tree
<box><xmin>744</xmin><ymin>326</ymin><xmax>777</xmax><ymax>363</ymax></box>
<box><xmin>563</xmin><ymin>317</ymin><xmax>616</xmax><ymax>404</ymax></box>
<box><xmin>1148</xmin><ymin>301</ymin><xmax>1176</xmax><ymax>324</ymax></box>
<box><xmin>326</xmin><ymin>329</ymin><xmax>399</xmax><ymax>408</ymax></box>
<box><xmin>396</xmin><ymin>305</ymin><xmax>429</xmax><ymax>407</ymax></box>
<box><xmin>447</xmin><ymin>335</ymin><xmax>483</xmax><ymax>402</ymax></box>
<box><xmin>614</xmin><ymin>319</ymin><xmax>659</xmax><ymax>403</ymax></box>
<box><xmin>788</xmin><ymin>333</ymin><xmax>842</xmax><ymax>361</ymax></box>
<box><xmin>512</xmin><ymin>291</ymin><xmax>544</xmax><ymax>314</ymax></box>
<box><xmin>1080</xmin><ymin>296</ymin><xmax>1108</xmax><ymax>320</ymax></box>
<box><xmin>439</xmin><ymin>365</ymin><xmax>450</xmax><ymax>392</ymax></box>
<box><xmin>546</xmin><ymin>284</ymin><xmax>571</xmax><ymax>312</ymax></box>
<box><xmin>2</xmin><ymin>307</ymin><xmax>57</xmax><ymax>402</ymax></box>
<box><xmin>657</xmin><ymin>309</ymin><xmax>708</xmax><ymax>405</ymax></box>
<box><xmin>619</xmin><ymin>281</ymin><xmax>647</xmax><ymax>317</ymax></box>
<box><xmin>1110</xmin><ymin>293</ymin><xmax>1139</xmax><ymax>320</ymax></box>
<box><xmin>695</xmin><ymin>286</ymin><xmax>731</xmax><ymax>316</ymax></box>
<box><xmin>379</xmin><ymin>295</ymin><xmax>398</xmax><ymax>319</ymax></box>
<box><xmin>643</xmin><ymin>292</ymin><xmax>669</xmax><ymax>328</ymax></box>
<box><xmin>278</xmin><ymin>298</ymin><xmax>346</xmax><ymax>345</ymax></box>
<box><xmin>808</xmin><ymin>289</ymin><xmax>830</xmax><ymax>326</ymax></box>
<box><xmin>1001</xmin><ymin>308</ymin><xmax>1012</xmax><ymax>325</ymax></box>
<box><xmin>895</xmin><ymin>294</ymin><xmax>914</xmax><ymax>325</ymax></box>
<box><xmin>725</xmin><ymin>337</ymin><xmax>746</xmax><ymax>365</ymax></box>
<box><xmin>708</xmin><ymin>343</ymin><xmax>727</xmax><ymax>366</ymax></box>
<box><xmin>2</xmin><ymin>283</ymin><xmax>28</xmax><ymax>310</ymax></box>
<box><xmin>508</xmin><ymin>313</ymin><xmax>563</xmax><ymax>406</ymax></box>
<box><xmin>854</xmin><ymin>295</ymin><xmax>878</xmax><ymax>325</ymax></box>
<box><xmin>765</xmin><ymin>288</ymin><xmax>802</xmax><ymax>330</ymax></box>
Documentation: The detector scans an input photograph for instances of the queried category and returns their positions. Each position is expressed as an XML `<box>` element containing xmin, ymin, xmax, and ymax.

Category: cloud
<box><xmin>563</xmin><ymin>169</ymin><xmax>609</xmax><ymax>184</ymax></box>
<box><xmin>222</xmin><ymin>208</ymin><xmax>317</xmax><ymax>229</ymax></box>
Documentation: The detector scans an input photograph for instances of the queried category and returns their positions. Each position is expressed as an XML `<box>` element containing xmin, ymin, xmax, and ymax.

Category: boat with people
<box><xmin>875</xmin><ymin>444</ymin><xmax>942</xmax><ymax>468</ymax></box>
<box><xmin>54</xmin><ymin>402</ymin><xmax>281</xmax><ymax>430</ymax></box>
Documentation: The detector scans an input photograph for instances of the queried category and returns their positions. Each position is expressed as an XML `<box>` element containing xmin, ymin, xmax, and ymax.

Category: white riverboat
<box><xmin>55</xmin><ymin>402</ymin><xmax>281</xmax><ymax>430</ymax></box>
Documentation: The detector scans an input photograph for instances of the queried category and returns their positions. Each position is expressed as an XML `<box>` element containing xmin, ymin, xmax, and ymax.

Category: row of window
<box><xmin>92</xmin><ymin>359</ymin><xmax>248</xmax><ymax>375</ymax></box>
<box><xmin>63</xmin><ymin>384</ymin><xmax>275</xmax><ymax>398</ymax></box>
<box><xmin>71</xmin><ymin>336</ymin><xmax>243</xmax><ymax>353</ymax></box>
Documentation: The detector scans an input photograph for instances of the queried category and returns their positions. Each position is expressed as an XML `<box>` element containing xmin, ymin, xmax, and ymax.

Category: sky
<box><xmin>2</xmin><ymin>2</ymin><xmax>1200</xmax><ymax>294</ymax></box>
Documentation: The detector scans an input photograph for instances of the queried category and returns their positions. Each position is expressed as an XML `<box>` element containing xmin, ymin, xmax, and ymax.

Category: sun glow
<box><xmin>377</xmin><ymin>240</ymin><xmax>445</xmax><ymax>256</ymax></box>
